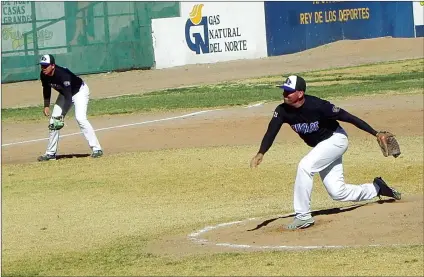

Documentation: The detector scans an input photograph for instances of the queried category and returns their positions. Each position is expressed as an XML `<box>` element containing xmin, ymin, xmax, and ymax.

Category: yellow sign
<box><xmin>2</xmin><ymin>27</ymin><xmax>53</xmax><ymax>50</ymax></box>
<box><xmin>300</xmin><ymin>7</ymin><xmax>370</xmax><ymax>24</ymax></box>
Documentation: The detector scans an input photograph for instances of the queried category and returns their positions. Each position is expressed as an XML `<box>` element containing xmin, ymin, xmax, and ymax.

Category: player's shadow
<box><xmin>247</xmin><ymin>199</ymin><xmax>395</xmax><ymax>231</ymax></box>
<box><xmin>56</xmin><ymin>153</ymin><xmax>91</xmax><ymax>160</ymax></box>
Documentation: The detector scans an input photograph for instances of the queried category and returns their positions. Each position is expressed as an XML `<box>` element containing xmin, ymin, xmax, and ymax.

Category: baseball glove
<box><xmin>376</xmin><ymin>131</ymin><xmax>401</xmax><ymax>158</ymax></box>
<box><xmin>48</xmin><ymin>116</ymin><xmax>65</xmax><ymax>131</ymax></box>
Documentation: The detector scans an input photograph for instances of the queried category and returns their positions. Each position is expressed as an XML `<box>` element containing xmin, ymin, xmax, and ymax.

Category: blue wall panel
<box><xmin>416</xmin><ymin>26</ymin><xmax>424</xmax><ymax>37</ymax></box>
<box><xmin>265</xmin><ymin>1</ymin><xmax>415</xmax><ymax>56</ymax></box>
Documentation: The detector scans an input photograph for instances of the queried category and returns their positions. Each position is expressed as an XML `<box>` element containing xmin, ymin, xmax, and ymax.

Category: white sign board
<box><xmin>152</xmin><ymin>2</ymin><xmax>267</xmax><ymax>69</ymax></box>
<box><xmin>413</xmin><ymin>1</ymin><xmax>424</xmax><ymax>26</ymax></box>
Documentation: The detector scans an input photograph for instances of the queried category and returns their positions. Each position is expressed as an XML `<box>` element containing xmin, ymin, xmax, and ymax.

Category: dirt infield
<box><xmin>201</xmin><ymin>196</ymin><xmax>423</xmax><ymax>248</ymax></box>
<box><xmin>2</xmin><ymin>94</ymin><xmax>423</xmax><ymax>165</ymax></box>
<box><xmin>145</xmin><ymin>196</ymin><xmax>423</xmax><ymax>257</ymax></box>
<box><xmin>2</xmin><ymin>37</ymin><xmax>423</xmax><ymax>255</ymax></box>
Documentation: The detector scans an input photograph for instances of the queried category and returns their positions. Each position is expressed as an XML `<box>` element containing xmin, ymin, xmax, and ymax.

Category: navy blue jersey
<box><xmin>40</xmin><ymin>65</ymin><xmax>83</xmax><ymax>110</ymax></box>
<box><xmin>258</xmin><ymin>95</ymin><xmax>377</xmax><ymax>153</ymax></box>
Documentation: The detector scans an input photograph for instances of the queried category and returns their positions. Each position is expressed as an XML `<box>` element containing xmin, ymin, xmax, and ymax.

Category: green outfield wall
<box><xmin>1</xmin><ymin>1</ymin><xmax>179</xmax><ymax>83</ymax></box>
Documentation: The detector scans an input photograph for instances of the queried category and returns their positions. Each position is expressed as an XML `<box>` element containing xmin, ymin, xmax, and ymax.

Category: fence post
<box><xmin>103</xmin><ymin>1</ymin><xmax>112</xmax><ymax>69</ymax></box>
<box><xmin>31</xmin><ymin>2</ymin><xmax>39</xmax><ymax>58</ymax></box>
<box><xmin>31</xmin><ymin>1</ymin><xmax>39</xmax><ymax>77</ymax></box>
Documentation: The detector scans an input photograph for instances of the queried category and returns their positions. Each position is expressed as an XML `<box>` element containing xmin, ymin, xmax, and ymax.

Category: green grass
<box><xmin>2</xmin><ymin>59</ymin><xmax>423</xmax><ymax>122</ymax></box>
<box><xmin>2</xmin><ymin>138</ymin><xmax>423</xmax><ymax>276</ymax></box>
<box><xmin>4</xmin><ymin>242</ymin><xmax>424</xmax><ymax>276</ymax></box>
<box><xmin>305</xmin><ymin>70</ymin><xmax>424</xmax><ymax>83</ymax></box>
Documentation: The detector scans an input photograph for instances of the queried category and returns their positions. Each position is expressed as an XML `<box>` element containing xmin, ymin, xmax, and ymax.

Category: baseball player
<box><xmin>250</xmin><ymin>75</ymin><xmax>401</xmax><ymax>230</ymax></box>
<box><xmin>37</xmin><ymin>54</ymin><xmax>103</xmax><ymax>161</ymax></box>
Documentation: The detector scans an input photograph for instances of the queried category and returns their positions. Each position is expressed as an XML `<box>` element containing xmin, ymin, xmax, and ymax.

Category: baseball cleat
<box><xmin>91</xmin><ymin>150</ymin><xmax>103</xmax><ymax>158</ymax></box>
<box><xmin>37</xmin><ymin>154</ymin><xmax>57</xmax><ymax>161</ymax></box>
<box><xmin>374</xmin><ymin>177</ymin><xmax>401</xmax><ymax>200</ymax></box>
<box><xmin>285</xmin><ymin>217</ymin><xmax>315</xmax><ymax>230</ymax></box>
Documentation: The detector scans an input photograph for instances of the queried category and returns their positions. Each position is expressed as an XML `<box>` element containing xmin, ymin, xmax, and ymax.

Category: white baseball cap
<box><xmin>39</xmin><ymin>54</ymin><xmax>55</xmax><ymax>65</ymax></box>
<box><xmin>277</xmin><ymin>75</ymin><xmax>307</xmax><ymax>92</ymax></box>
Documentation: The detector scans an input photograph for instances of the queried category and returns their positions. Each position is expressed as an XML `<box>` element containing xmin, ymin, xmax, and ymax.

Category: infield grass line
<box><xmin>2</xmin><ymin>58</ymin><xmax>422</xmax><ymax>122</ymax></box>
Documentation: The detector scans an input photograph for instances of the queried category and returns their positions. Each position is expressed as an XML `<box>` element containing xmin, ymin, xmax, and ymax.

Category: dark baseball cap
<box><xmin>39</xmin><ymin>54</ymin><xmax>55</xmax><ymax>65</ymax></box>
<box><xmin>276</xmin><ymin>75</ymin><xmax>307</xmax><ymax>92</ymax></box>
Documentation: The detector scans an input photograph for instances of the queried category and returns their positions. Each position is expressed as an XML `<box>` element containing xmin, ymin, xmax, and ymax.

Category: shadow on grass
<box><xmin>247</xmin><ymin>199</ymin><xmax>396</xmax><ymax>231</ymax></box>
<box><xmin>56</xmin><ymin>153</ymin><xmax>91</xmax><ymax>160</ymax></box>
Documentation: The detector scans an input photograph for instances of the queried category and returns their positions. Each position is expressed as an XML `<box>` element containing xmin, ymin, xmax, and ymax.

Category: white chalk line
<box><xmin>1</xmin><ymin>109</ymin><xmax>220</xmax><ymax>147</ymax></box>
<box><xmin>188</xmin><ymin>212</ymin><xmax>422</xmax><ymax>251</ymax></box>
<box><xmin>245</xmin><ymin>102</ymin><xmax>265</xmax><ymax>108</ymax></box>
<box><xmin>2</xmin><ymin>102</ymin><xmax>265</xmax><ymax>148</ymax></box>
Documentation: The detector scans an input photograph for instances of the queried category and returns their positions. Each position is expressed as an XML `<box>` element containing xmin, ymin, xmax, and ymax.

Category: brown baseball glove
<box><xmin>376</xmin><ymin>131</ymin><xmax>401</xmax><ymax>158</ymax></box>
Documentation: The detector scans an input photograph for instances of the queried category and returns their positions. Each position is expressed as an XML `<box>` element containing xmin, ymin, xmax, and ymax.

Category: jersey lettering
<box><xmin>291</xmin><ymin>121</ymin><xmax>319</xmax><ymax>134</ymax></box>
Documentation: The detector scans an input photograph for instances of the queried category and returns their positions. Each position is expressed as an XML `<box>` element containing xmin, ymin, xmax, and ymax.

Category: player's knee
<box><xmin>297</xmin><ymin>158</ymin><xmax>313</xmax><ymax>174</ymax></box>
<box><xmin>75</xmin><ymin>115</ymin><xmax>88</xmax><ymax>125</ymax></box>
<box><xmin>329</xmin><ymin>187</ymin><xmax>348</xmax><ymax>201</ymax></box>
<box><xmin>330</xmin><ymin>192</ymin><xmax>343</xmax><ymax>201</ymax></box>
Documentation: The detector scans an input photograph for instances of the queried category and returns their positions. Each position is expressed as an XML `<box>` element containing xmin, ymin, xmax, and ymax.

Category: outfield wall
<box><xmin>265</xmin><ymin>1</ymin><xmax>415</xmax><ymax>56</ymax></box>
<box><xmin>152</xmin><ymin>1</ymin><xmax>417</xmax><ymax>69</ymax></box>
<box><xmin>152</xmin><ymin>2</ymin><xmax>268</xmax><ymax>69</ymax></box>
<box><xmin>413</xmin><ymin>1</ymin><xmax>424</xmax><ymax>37</ymax></box>
<box><xmin>1</xmin><ymin>1</ymin><xmax>180</xmax><ymax>83</ymax></box>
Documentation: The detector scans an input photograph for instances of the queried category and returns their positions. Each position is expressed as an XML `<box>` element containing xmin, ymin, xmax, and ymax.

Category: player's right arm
<box><xmin>41</xmin><ymin>73</ymin><xmax>51</xmax><ymax>117</ymax></box>
<box><xmin>250</xmin><ymin>107</ymin><xmax>284</xmax><ymax>168</ymax></box>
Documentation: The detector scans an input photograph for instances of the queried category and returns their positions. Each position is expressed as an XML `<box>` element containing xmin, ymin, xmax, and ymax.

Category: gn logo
<box><xmin>184</xmin><ymin>4</ymin><xmax>221</xmax><ymax>55</ymax></box>
<box><xmin>185</xmin><ymin>4</ymin><xmax>209</xmax><ymax>54</ymax></box>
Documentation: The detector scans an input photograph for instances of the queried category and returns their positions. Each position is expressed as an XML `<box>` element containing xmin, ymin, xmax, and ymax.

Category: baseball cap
<box><xmin>39</xmin><ymin>54</ymin><xmax>55</xmax><ymax>65</ymax></box>
<box><xmin>277</xmin><ymin>75</ymin><xmax>307</xmax><ymax>92</ymax></box>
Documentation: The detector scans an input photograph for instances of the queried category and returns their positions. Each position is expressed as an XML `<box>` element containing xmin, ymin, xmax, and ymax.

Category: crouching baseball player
<box><xmin>37</xmin><ymin>54</ymin><xmax>103</xmax><ymax>161</ymax></box>
<box><xmin>250</xmin><ymin>75</ymin><xmax>401</xmax><ymax>230</ymax></box>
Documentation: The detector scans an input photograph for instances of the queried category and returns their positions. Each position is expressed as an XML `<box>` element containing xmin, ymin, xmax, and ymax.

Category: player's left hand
<box><xmin>250</xmin><ymin>153</ymin><xmax>264</xmax><ymax>168</ymax></box>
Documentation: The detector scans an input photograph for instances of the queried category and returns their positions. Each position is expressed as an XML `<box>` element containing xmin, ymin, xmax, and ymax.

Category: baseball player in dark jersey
<box><xmin>250</xmin><ymin>75</ymin><xmax>401</xmax><ymax>230</ymax></box>
<box><xmin>37</xmin><ymin>54</ymin><xmax>103</xmax><ymax>161</ymax></box>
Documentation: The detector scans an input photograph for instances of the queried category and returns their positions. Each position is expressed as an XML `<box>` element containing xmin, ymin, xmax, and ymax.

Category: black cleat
<box><xmin>374</xmin><ymin>177</ymin><xmax>401</xmax><ymax>200</ymax></box>
<box><xmin>91</xmin><ymin>150</ymin><xmax>103</xmax><ymax>158</ymax></box>
<box><xmin>37</xmin><ymin>153</ymin><xmax>57</xmax><ymax>162</ymax></box>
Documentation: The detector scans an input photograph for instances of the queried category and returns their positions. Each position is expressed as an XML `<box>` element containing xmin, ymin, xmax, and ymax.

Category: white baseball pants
<box><xmin>293</xmin><ymin>127</ymin><xmax>378</xmax><ymax>220</ymax></box>
<box><xmin>45</xmin><ymin>83</ymin><xmax>102</xmax><ymax>155</ymax></box>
